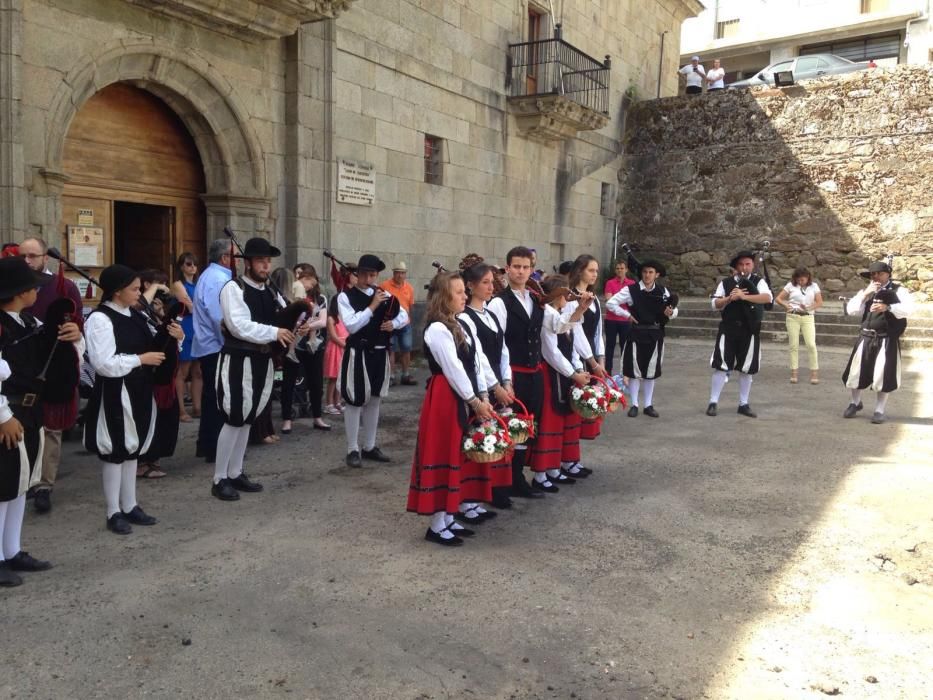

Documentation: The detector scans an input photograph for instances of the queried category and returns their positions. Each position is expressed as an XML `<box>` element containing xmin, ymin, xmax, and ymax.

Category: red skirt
<box><xmin>406</xmin><ymin>375</ymin><xmax>491</xmax><ymax>515</ymax></box>
<box><xmin>561</xmin><ymin>412</ymin><xmax>581</xmax><ymax>464</ymax></box>
<box><xmin>529</xmin><ymin>368</ymin><xmax>573</xmax><ymax>473</ymax></box>
<box><xmin>580</xmin><ymin>415</ymin><xmax>602</xmax><ymax>440</ymax></box>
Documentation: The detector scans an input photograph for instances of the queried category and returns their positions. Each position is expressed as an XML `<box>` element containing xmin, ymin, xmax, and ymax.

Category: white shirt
<box><xmin>782</xmin><ymin>282</ymin><xmax>821</xmax><ymax>312</ymax></box>
<box><xmin>220</xmin><ymin>276</ymin><xmax>283</xmax><ymax>345</ymax></box>
<box><xmin>423</xmin><ymin>321</ymin><xmax>485</xmax><ymax>401</ymax></box>
<box><xmin>459</xmin><ymin>305</ymin><xmax>512</xmax><ymax>386</ymax></box>
<box><xmin>846</xmin><ymin>282</ymin><xmax>914</xmax><ymax>319</ymax></box>
<box><xmin>563</xmin><ymin>297</ymin><xmax>605</xmax><ymax>360</ymax></box>
<box><xmin>706</xmin><ymin>67</ymin><xmax>725</xmax><ymax>89</ymax></box>
<box><xmin>711</xmin><ymin>277</ymin><xmax>773</xmax><ymax>309</ymax></box>
<box><xmin>680</xmin><ymin>63</ymin><xmax>706</xmax><ymax>88</ymax></box>
<box><xmin>607</xmin><ymin>282</ymin><xmax>679</xmax><ymax>322</ymax></box>
<box><xmin>486</xmin><ymin>287</ymin><xmax>534</xmax><ymax>333</ymax></box>
<box><xmin>85</xmin><ymin>302</ymin><xmax>143</xmax><ymax>378</ymax></box>
<box><xmin>337</xmin><ymin>286</ymin><xmax>410</xmax><ymax>344</ymax></box>
<box><xmin>541</xmin><ymin>305</ymin><xmax>578</xmax><ymax>378</ymax></box>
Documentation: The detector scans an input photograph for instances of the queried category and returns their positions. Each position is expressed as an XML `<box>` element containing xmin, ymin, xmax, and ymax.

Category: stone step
<box><xmin>673</xmin><ymin>315</ymin><xmax>933</xmax><ymax>338</ymax></box>
<box><xmin>667</xmin><ymin>319</ymin><xmax>933</xmax><ymax>349</ymax></box>
<box><xmin>675</xmin><ymin>296</ymin><xmax>933</xmax><ymax>319</ymax></box>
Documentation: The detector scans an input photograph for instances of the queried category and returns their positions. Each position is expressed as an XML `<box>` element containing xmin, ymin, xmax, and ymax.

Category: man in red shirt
<box><xmin>380</xmin><ymin>262</ymin><xmax>416</xmax><ymax>386</ymax></box>
<box><xmin>602</xmin><ymin>259</ymin><xmax>636</xmax><ymax>375</ymax></box>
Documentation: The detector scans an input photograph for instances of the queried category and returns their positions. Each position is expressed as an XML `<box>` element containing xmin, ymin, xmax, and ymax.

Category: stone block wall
<box><xmin>619</xmin><ymin>65</ymin><xmax>933</xmax><ymax>300</ymax></box>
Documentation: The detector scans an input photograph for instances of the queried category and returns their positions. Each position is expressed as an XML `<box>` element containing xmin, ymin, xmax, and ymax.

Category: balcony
<box><xmin>507</xmin><ymin>28</ymin><xmax>611</xmax><ymax>142</ymax></box>
<box><xmin>124</xmin><ymin>1</ymin><xmax>357</xmax><ymax>40</ymax></box>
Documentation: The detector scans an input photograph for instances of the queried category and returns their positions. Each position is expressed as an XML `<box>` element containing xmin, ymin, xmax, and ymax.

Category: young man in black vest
<box><xmin>842</xmin><ymin>260</ymin><xmax>914</xmax><ymax>424</ymax></box>
<box><xmin>606</xmin><ymin>259</ymin><xmax>677</xmax><ymax>417</ymax></box>
<box><xmin>211</xmin><ymin>238</ymin><xmax>295</xmax><ymax>501</ymax></box>
<box><xmin>487</xmin><ymin>246</ymin><xmax>545</xmax><ymax>503</ymax></box>
<box><xmin>337</xmin><ymin>254</ymin><xmax>409</xmax><ymax>468</ymax></box>
<box><xmin>707</xmin><ymin>251</ymin><xmax>772</xmax><ymax>418</ymax></box>
<box><xmin>0</xmin><ymin>256</ymin><xmax>82</xmax><ymax>586</ymax></box>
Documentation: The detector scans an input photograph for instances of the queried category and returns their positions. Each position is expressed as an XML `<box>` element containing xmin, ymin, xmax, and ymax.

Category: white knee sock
<box><xmin>738</xmin><ymin>373</ymin><xmax>753</xmax><ymax>405</ymax></box>
<box><xmin>875</xmin><ymin>392</ymin><xmax>889</xmax><ymax>414</ymax></box>
<box><xmin>227</xmin><ymin>425</ymin><xmax>252</xmax><ymax>479</ymax></box>
<box><xmin>361</xmin><ymin>398</ymin><xmax>381</xmax><ymax>451</ymax></box>
<box><xmin>429</xmin><ymin>511</ymin><xmax>449</xmax><ymax>534</ymax></box>
<box><xmin>1</xmin><ymin>494</ymin><xmax>26</xmax><ymax>559</ymax></box>
<box><xmin>642</xmin><ymin>379</ymin><xmax>656</xmax><ymax>407</ymax></box>
<box><xmin>214</xmin><ymin>423</ymin><xmax>240</xmax><ymax>483</ymax></box>
<box><xmin>850</xmin><ymin>389</ymin><xmax>863</xmax><ymax>405</ymax></box>
<box><xmin>102</xmin><ymin>462</ymin><xmax>122</xmax><ymax>517</ymax></box>
<box><xmin>343</xmin><ymin>404</ymin><xmax>362</xmax><ymax>453</ymax></box>
<box><xmin>710</xmin><ymin>371</ymin><xmax>728</xmax><ymax>403</ymax></box>
<box><xmin>629</xmin><ymin>378</ymin><xmax>641</xmax><ymax>406</ymax></box>
<box><xmin>120</xmin><ymin>460</ymin><xmax>138</xmax><ymax>513</ymax></box>
<box><xmin>546</xmin><ymin>468</ymin><xmax>561</xmax><ymax>478</ymax></box>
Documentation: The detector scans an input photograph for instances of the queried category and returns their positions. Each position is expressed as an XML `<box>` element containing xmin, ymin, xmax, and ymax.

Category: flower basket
<box><xmin>570</xmin><ymin>382</ymin><xmax>610</xmax><ymax>419</ymax></box>
<box><xmin>602</xmin><ymin>375</ymin><xmax>627</xmax><ymax>413</ymax></box>
<box><xmin>462</xmin><ymin>414</ymin><xmax>513</xmax><ymax>463</ymax></box>
<box><xmin>500</xmin><ymin>397</ymin><xmax>536</xmax><ymax>445</ymax></box>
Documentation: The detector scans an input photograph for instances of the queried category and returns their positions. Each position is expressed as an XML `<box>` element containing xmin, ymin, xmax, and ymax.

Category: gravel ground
<box><xmin>1</xmin><ymin>339</ymin><xmax>931</xmax><ymax>700</ymax></box>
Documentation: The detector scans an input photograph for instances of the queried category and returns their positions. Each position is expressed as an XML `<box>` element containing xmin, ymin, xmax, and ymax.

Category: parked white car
<box><xmin>728</xmin><ymin>54</ymin><xmax>871</xmax><ymax>88</ymax></box>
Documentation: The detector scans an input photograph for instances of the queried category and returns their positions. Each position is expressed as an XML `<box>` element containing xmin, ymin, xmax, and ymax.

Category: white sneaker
<box><xmin>323</xmin><ymin>404</ymin><xmax>339</xmax><ymax>415</ymax></box>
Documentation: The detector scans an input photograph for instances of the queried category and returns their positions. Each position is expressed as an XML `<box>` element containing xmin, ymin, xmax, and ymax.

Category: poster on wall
<box><xmin>67</xmin><ymin>225</ymin><xmax>105</xmax><ymax>267</ymax></box>
<box><xmin>337</xmin><ymin>158</ymin><xmax>375</xmax><ymax>206</ymax></box>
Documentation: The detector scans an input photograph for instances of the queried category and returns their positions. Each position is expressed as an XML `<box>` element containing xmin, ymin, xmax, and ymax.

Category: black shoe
<box><xmin>490</xmin><ymin>488</ymin><xmax>513</xmax><ymax>509</ymax></box>
<box><xmin>400</xmin><ymin>375</ymin><xmax>418</xmax><ymax>386</ymax></box>
<box><xmin>843</xmin><ymin>401</ymin><xmax>864</xmax><ymax>419</ymax></box>
<box><xmin>7</xmin><ymin>551</ymin><xmax>53</xmax><ymax>572</ymax></box>
<box><xmin>454</xmin><ymin>511</ymin><xmax>485</xmax><ymax>525</ymax></box>
<box><xmin>211</xmin><ymin>479</ymin><xmax>240</xmax><ymax>501</ymax></box>
<box><xmin>737</xmin><ymin>404</ymin><xmax>757</xmax><ymax>418</ymax></box>
<box><xmin>643</xmin><ymin>405</ymin><xmax>659</xmax><ymax>418</ymax></box>
<box><xmin>425</xmin><ymin>528</ymin><xmax>463</xmax><ymax>547</ymax></box>
<box><xmin>361</xmin><ymin>447</ymin><xmax>391</xmax><ymax>463</ymax></box>
<box><xmin>447</xmin><ymin>525</ymin><xmax>475</xmax><ymax>537</ymax></box>
<box><xmin>346</xmin><ymin>450</ymin><xmax>362</xmax><ymax>468</ymax></box>
<box><xmin>871</xmin><ymin>411</ymin><xmax>886</xmax><ymax>424</ymax></box>
<box><xmin>627</xmin><ymin>405</ymin><xmax>639</xmax><ymax>417</ymax></box>
<box><xmin>475</xmin><ymin>509</ymin><xmax>498</xmax><ymax>521</ymax></box>
<box><xmin>552</xmin><ymin>472</ymin><xmax>576</xmax><ymax>485</ymax></box>
<box><xmin>510</xmin><ymin>478</ymin><xmax>545</xmax><ymax>499</ymax></box>
<box><xmin>106</xmin><ymin>513</ymin><xmax>132</xmax><ymax>535</ymax></box>
<box><xmin>706</xmin><ymin>402</ymin><xmax>718</xmax><ymax>417</ymax></box>
<box><xmin>123</xmin><ymin>505</ymin><xmax>158</xmax><ymax>526</ymax></box>
<box><xmin>0</xmin><ymin>561</ymin><xmax>23</xmax><ymax>587</ymax></box>
<box><xmin>561</xmin><ymin>467</ymin><xmax>588</xmax><ymax>480</ymax></box>
<box><xmin>33</xmin><ymin>489</ymin><xmax>52</xmax><ymax>514</ymax></box>
<box><xmin>229</xmin><ymin>473</ymin><xmax>264</xmax><ymax>492</ymax></box>
<box><xmin>572</xmin><ymin>463</ymin><xmax>593</xmax><ymax>477</ymax></box>
<box><xmin>531</xmin><ymin>479</ymin><xmax>559</xmax><ymax>493</ymax></box>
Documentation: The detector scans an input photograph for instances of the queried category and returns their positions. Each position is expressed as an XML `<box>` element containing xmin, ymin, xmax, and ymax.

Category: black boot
<box><xmin>508</xmin><ymin>454</ymin><xmax>543</xmax><ymax>499</ymax></box>
<box><xmin>490</xmin><ymin>486</ymin><xmax>513</xmax><ymax>509</ymax></box>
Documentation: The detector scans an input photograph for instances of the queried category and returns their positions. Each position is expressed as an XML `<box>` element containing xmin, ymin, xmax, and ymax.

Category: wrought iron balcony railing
<box><xmin>507</xmin><ymin>30</ymin><xmax>611</xmax><ymax>115</ymax></box>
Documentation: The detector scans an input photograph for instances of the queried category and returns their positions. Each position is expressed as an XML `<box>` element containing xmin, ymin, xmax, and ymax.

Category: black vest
<box><xmin>720</xmin><ymin>275</ymin><xmax>765</xmax><ymax>334</ymax></box>
<box><xmin>345</xmin><ymin>287</ymin><xmax>391</xmax><ymax>350</ymax></box>
<box><xmin>0</xmin><ymin>312</ymin><xmax>45</xmax><ymax>411</ymax></box>
<box><xmin>581</xmin><ymin>297</ymin><xmax>600</xmax><ymax>356</ymax></box>
<box><xmin>497</xmin><ymin>289</ymin><xmax>543</xmax><ymax>368</ymax></box>
<box><xmin>423</xmin><ymin>321</ymin><xmax>480</xmax><ymax>430</ymax></box>
<box><xmin>861</xmin><ymin>282</ymin><xmax>908</xmax><ymax>337</ymax></box>
<box><xmin>462</xmin><ymin>306</ymin><xmax>504</xmax><ymax>384</ymax></box>
<box><xmin>549</xmin><ymin>329</ymin><xmax>575</xmax><ymax>414</ymax></box>
<box><xmin>91</xmin><ymin>305</ymin><xmax>154</xmax><ymax>382</ymax></box>
<box><xmin>222</xmin><ymin>278</ymin><xmax>277</xmax><ymax>353</ymax></box>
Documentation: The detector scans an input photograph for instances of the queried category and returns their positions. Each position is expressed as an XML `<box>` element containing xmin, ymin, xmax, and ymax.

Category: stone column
<box><xmin>0</xmin><ymin>0</ymin><xmax>25</xmax><ymax>242</ymax></box>
<box><xmin>202</xmin><ymin>193</ymin><xmax>274</xmax><ymax>244</ymax></box>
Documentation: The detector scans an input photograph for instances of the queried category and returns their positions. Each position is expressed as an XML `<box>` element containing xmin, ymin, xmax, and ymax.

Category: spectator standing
<box><xmin>171</xmin><ymin>252</ymin><xmax>202</xmax><ymax>422</ymax></box>
<box><xmin>603</xmin><ymin>259</ymin><xmax>635</xmax><ymax>375</ymax></box>
<box><xmin>706</xmin><ymin>59</ymin><xmax>725</xmax><ymax>91</ymax></box>
<box><xmin>775</xmin><ymin>267</ymin><xmax>823</xmax><ymax>385</ymax></box>
<box><xmin>323</xmin><ymin>290</ymin><xmax>351</xmax><ymax>415</ymax></box>
<box><xmin>288</xmin><ymin>264</ymin><xmax>330</xmax><ymax>431</ymax></box>
<box><xmin>679</xmin><ymin>56</ymin><xmax>706</xmax><ymax>95</ymax></box>
<box><xmin>19</xmin><ymin>236</ymin><xmax>83</xmax><ymax>514</ymax></box>
<box><xmin>380</xmin><ymin>262</ymin><xmax>417</xmax><ymax>386</ymax></box>
<box><xmin>192</xmin><ymin>238</ymin><xmax>234</xmax><ymax>463</ymax></box>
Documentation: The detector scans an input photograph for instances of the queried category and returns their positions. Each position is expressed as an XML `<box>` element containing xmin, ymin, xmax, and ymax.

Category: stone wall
<box><xmin>619</xmin><ymin>65</ymin><xmax>933</xmax><ymax>300</ymax></box>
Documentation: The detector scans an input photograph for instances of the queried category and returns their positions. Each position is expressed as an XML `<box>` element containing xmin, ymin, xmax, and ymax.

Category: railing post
<box><xmin>554</xmin><ymin>23</ymin><xmax>562</xmax><ymax>41</ymax></box>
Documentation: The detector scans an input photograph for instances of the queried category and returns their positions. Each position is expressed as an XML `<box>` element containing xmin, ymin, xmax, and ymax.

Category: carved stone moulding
<box><xmin>123</xmin><ymin>1</ymin><xmax>357</xmax><ymax>40</ymax></box>
<box><xmin>508</xmin><ymin>93</ymin><xmax>610</xmax><ymax>142</ymax></box>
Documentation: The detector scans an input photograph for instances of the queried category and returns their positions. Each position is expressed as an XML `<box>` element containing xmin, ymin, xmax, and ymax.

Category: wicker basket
<box><xmin>462</xmin><ymin>413</ymin><xmax>512</xmax><ymax>463</ymax></box>
<box><xmin>503</xmin><ymin>397</ymin><xmax>535</xmax><ymax>445</ymax></box>
<box><xmin>570</xmin><ymin>383</ymin><xmax>609</xmax><ymax>419</ymax></box>
<box><xmin>603</xmin><ymin>375</ymin><xmax>626</xmax><ymax>413</ymax></box>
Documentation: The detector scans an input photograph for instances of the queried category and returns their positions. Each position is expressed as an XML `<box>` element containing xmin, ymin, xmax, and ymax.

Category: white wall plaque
<box><xmin>337</xmin><ymin>158</ymin><xmax>375</xmax><ymax>206</ymax></box>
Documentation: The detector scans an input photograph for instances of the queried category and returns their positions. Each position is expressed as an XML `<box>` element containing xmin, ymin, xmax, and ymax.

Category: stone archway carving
<box><xmin>45</xmin><ymin>42</ymin><xmax>267</xmax><ymax>201</ymax></box>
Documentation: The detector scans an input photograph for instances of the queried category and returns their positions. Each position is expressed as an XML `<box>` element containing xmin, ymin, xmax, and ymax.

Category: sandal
<box><xmin>137</xmin><ymin>463</ymin><xmax>167</xmax><ymax>479</ymax></box>
<box><xmin>262</xmin><ymin>436</ymin><xmax>277</xmax><ymax>445</ymax></box>
<box><xmin>179</xmin><ymin>412</ymin><xmax>193</xmax><ymax>422</ymax></box>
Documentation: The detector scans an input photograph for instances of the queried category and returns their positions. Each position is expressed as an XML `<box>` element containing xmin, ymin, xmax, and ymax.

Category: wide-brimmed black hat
<box><xmin>0</xmin><ymin>256</ymin><xmax>53</xmax><ymax>298</ymax></box>
<box><xmin>859</xmin><ymin>260</ymin><xmax>892</xmax><ymax>279</ymax></box>
<box><xmin>99</xmin><ymin>264</ymin><xmax>139</xmax><ymax>295</ymax></box>
<box><xmin>639</xmin><ymin>258</ymin><xmax>667</xmax><ymax>277</ymax></box>
<box><xmin>730</xmin><ymin>250</ymin><xmax>756</xmax><ymax>269</ymax></box>
<box><xmin>238</xmin><ymin>237</ymin><xmax>281</xmax><ymax>259</ymax></box>
<box><xmin>357</xmin><ymin>254</ymin><xmax>385</xmax><ymax>273</ymax></box>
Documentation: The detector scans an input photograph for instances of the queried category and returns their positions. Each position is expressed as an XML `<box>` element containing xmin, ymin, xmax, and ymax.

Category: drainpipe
<box><xmin>657</xmin><ymin>30</ymin><xmax>669</xmax><ymax>98</ymax></box>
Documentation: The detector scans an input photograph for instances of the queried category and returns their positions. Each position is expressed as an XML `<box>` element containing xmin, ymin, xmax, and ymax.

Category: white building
<box><xmin>680</xmin><ymin>0</ymin><xmax>931</xmax><ymax>84</ymax></box>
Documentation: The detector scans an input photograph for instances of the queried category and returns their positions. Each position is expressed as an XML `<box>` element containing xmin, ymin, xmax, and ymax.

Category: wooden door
<box><xmin>527</xmin><ymin>8</ymin><xmax>544</xmax><ymax>95</ymax></box>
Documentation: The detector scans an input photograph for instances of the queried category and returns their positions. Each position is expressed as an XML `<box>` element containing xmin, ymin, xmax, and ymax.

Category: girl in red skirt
<box><xmin>407</xmin><ymin>272</ymin><xmax>495</xmax><ymax>547</ymax></box>
<box><xmin>529</xmin><ymin>275</ymin><xmax>591</xmax><ymax>493</ymax></box>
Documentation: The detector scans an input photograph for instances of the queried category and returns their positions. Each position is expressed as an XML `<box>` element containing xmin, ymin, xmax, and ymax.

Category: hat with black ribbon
<box><xmin>238</xmin><ymin>237</ymin><xmax>282</xmax><ymax>259</ymax></box>
<box><xmin>729</xmin><ymin>250</ymin><xmax>756</xmax><ymax>269</ymax></box>
<box><xmin>859</xmin><ymin>260</ymin><xmax>892</xmax><ymax>279</ymax></box>
<box><xmin>357</xmin><ymin>254</ymin><xmax>385</xmax><ymax>273</ymax></box>
<box><xmin>638</xmin><ymin>258</ymin><xmax>667</xmax><ymax>277</ymax></box>
<box><xmin>0</xmin><ymin>255</ymin><xmax>53</xmax><ymax>299</ymax></box>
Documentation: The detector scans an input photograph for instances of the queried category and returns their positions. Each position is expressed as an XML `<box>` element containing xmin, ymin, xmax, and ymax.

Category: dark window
<box><xmin>801</xmin><ymin>32</ymin><xmax>901</xmax><ymax>63</ymax></box>
<box><xmin>424</xmin><ymin>134</ymin><xmax>443</xmax><ymax>186</ymax></box>
<box><xmin>715</xmin><ymin>18</ymin><xmax>740</xmax><ymax>40</ymax></box>
<box><xmin>600</xmin><ymin>182</ymin><xmax>614</xmax><ymax>217</ymax></box>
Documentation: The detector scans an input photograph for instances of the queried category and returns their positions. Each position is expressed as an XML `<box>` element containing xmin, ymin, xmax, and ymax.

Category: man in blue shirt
<box><xmin>193</xmin><ymin>238</ymin><xmax>234</xmax><ymax>462</ymax></box>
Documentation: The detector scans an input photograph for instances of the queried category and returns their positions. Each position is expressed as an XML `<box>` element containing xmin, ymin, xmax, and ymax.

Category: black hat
<box><xmin>99</xmin><ymin>264</ymin><xmax>139</xmax><ymax>296</ymax></box>
<box><xmin>639</xmin><ymin>258</ymin><xmax>667</xmax><ymax>277</ymax></box>
<box><xmin>859</xmin><ymin>260</ymin><xmax>892</xmax><ymax>279</ymax></box>
<box><xmin>357</xmin><ymin>254</ymin><xmax>385</xmax><ymax>273</ymax></box>
<box><xmin>0</xmin><ymin>256</ymin><xmax>53</xmax><ymax>298</ymax></box>
<box><xmin>730</xmin><ymin>250</ymin><xmax>756</xmax><ymax>269</ymax></box>
<box><xmin>238</xmin><ymin>237</ymin><xmax>281</xmax><ymax>259</ymax></box>
<box><xmin>556</xmin><ymin>260</ymin><xmax>573</xmax><ymax>275</ymax></box>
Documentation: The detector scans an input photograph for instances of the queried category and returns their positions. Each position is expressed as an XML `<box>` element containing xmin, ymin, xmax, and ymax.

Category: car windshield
<box><xmin>824</xmin><ymin>55</ymin><xmax>855</xmax><ymax>66</ymax></box>
<box><xmin>760</xmin><ymin>60</ymin><xmax>793</xmax><ymax>80</ymax></box>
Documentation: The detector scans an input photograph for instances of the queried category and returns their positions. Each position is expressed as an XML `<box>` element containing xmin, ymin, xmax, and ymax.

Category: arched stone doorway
<box><xmin>61</xmin><ymin>82</ymin><xmax>206</xmax><ymax>279</ymax></box>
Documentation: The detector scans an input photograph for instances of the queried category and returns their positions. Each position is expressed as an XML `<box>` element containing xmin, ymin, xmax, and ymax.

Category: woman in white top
<box><xmin>775</xmin><ymin>267</ymin><xmax>823</xmax><ymax>384</ymax></box>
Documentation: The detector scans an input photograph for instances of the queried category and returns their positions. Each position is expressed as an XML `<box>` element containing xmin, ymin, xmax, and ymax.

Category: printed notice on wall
<box><xmin>337</xmin><ymin>159</ymin><xmax>375</xmax><ymax>206</ymax></box>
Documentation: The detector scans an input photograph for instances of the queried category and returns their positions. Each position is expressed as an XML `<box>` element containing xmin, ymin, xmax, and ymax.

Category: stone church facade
<box><xmin>0</xmin><ymin>0</ymin><xmax>701</xmax><ymax>291</ymax></box>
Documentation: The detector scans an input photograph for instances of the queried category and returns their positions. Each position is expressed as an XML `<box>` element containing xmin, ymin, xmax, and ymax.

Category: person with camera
<box><xmin>775</xmin><ymin>267</ymin><xmax>823</xmax><ymax>385</ymax></box>
<box><xmin>679</xmin><ymin>56</ymin><xmax>706</xmax><ymax>96</ymax></box>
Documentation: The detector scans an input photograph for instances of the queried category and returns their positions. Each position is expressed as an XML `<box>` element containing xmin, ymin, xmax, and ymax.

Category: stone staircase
<box><xmin>667</xmin><ymin>297</ymin><xmax>933</xmax><ymax>351</ymax></box>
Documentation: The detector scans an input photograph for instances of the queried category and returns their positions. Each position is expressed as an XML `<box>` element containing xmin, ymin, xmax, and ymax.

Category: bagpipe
<box><xmin>841</xmin><ymin>253</ymin><xmax>898</xmax><ymax>316</ymax></box>
<box><xmin>324</xmin><ymin>250</ymin><xmax>400</xmax><ymax>346</ymax></box>
<box><xmin>754</xmin><ymin>241</ymin><xmax>775</xmax><ymax>311</ymax></box>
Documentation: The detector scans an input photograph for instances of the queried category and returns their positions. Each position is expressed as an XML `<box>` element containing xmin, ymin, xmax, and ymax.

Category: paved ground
<box><xmin>2</xmin><ymin>339</ymin><xmax>931</xmax><ymax>700</ymax></box>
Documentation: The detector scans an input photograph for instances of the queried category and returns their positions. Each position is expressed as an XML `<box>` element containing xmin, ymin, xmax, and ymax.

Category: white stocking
<box><xmin>214</xmin><ymin>423</ymin><xmax>240</xmax><ymax>483</ymax></box>
<box><xmin>642</xmin><ymin>379</ymin><xmax>656</xmax><ymax>407</ymax></box>
<box><xmin>102</xmin><ymin>462</ymin><xmax>122</xmax><ymax>517</ymax></box>
<box><xmin>738</xmin><ymin>373</ymin><xmax>753</xmax><ymax>405</ymax></box>
<box><xmin>629</xmin><ymin>378</ymin><xmax>641</xmax><ymax>407</ymax></box>
<box><xmin>710</xmin><ymin>371</ymin><xmax>728</xmax><ymax>403</ymax></box>
<box><xmin>343</xmin><ymin>405</ymin><xmax>362</xmax><ymax>453</ymax></box>
<box><xmin>875</xmin><ymin>392</ymin><xmax>889</xmax><ymax>414</ymax></box>
<box><xmin>1</xmin><ymin>494</ymin><xmax>25</xmax><ymax>559</ymax></box>
<box><xmin>227</xmin><ymin>425</ymin><xmax>252</xmax><ymax>479</ymax></box>
<box><xmin>360</xmin><ymin>399</ymin><xmax>381</xmax><ymax>451</ymax></box>
<box><xmin>120</xmin><ymin>460</ymin><xmax>138</xmax><ymax>513</ymax></box>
